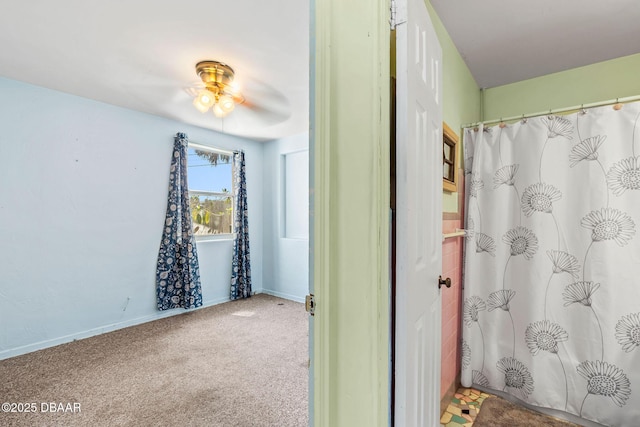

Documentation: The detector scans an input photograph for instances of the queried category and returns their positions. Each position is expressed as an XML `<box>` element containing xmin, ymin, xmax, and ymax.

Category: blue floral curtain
<box><xmin>230</xmin><ymin>150</ymin><xmax>252</xmax><ymax>300</ymax></box>
<box><xmin>156</xmin><ymin>133</ymin><xmax>203</xmax><ymax>310</ymax></box>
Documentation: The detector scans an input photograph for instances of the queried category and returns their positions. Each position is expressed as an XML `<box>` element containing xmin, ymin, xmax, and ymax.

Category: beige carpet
<box><xmin>0</xmin><ymin>294</ymin><xmax>309</xmax><ymax>427</ymax></box>
<box><xmin>474</xmin><ymin>396</ymin><xmax>579</xmax><ymax>427</ymax></box>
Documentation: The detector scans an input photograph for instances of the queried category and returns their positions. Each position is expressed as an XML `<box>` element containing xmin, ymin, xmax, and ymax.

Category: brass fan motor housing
<box><xmin>196</xmin><ymin>61</ymin><xmax>235</xmax><ymax>88</ymax></box>
<box><xmin>195</xmin><ymin>60</ymin><xmax>244</xmax><ymax>104</ymax></box>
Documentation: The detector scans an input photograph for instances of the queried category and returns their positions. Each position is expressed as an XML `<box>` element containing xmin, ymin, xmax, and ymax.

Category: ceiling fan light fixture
<box><xmin>192</xmin><ymin>60</ymin><xmax>243</xmax><ymax>118</ymax></box>
<box><xmin>193</xmin><ymin>89</ymin><xmax>215</xmax><ymax>113</ymax></box>
<box><xmin>218</xmin><ymin>94</ymin><xmax>235</xmax><ymax>114</ymax></box>
<box><xmin>212</xmin><ymin>103</ymin><xmax>228</xmax><ymax>118</ymax></box>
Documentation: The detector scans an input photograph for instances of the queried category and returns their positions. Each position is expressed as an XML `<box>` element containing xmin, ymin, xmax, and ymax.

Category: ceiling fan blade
<box><xmin>121</xmin><ymin>68</ymin><xmax>294</xmax><ymax>132</ymax></box>
<box><xmin>238</xmin><ymin>100</ymin><xmax>291</xmax><ymax>125</ymax></box>
<box><xmin>235</xmin><ymin>77</ymin><xmax>291</xmax><ymax>123</ymax></box>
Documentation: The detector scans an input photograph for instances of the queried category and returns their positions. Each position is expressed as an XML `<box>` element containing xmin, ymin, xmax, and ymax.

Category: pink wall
<box><xmin>440</xmin><ymin>173</ymin><xmax>465</xmax><ymax>401</ymax></box>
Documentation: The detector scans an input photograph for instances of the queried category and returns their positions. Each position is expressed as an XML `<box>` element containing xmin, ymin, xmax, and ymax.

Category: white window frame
<box><xmin>188</xmin><ymin>142</ymin><xmax>236</xmax><ymax>241</ymax></box>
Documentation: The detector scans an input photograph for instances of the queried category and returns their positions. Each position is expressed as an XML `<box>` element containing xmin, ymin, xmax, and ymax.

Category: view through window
<box><xmin>187</xmin><ymin>145</ymin><xmax>234</xmax><ymax>237</ymax></box>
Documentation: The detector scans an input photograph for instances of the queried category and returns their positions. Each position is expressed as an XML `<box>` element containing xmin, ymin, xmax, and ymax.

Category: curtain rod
<box><xmin>462</xmin><ymin>94</ymin><xmax>640</xmax><ymax>129</ymax></box>
<box><xmin>187</xmin><ymin>141</ymin><xmax>234</xmax><ymax>156</ymax></box>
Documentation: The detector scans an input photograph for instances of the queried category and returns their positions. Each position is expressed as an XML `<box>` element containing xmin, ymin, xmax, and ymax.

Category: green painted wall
<box><xmin>426</xmin><ymin>2</ymin><xmax>480</xmax><ymax>132</ymax></box>
<box><xmin>312</xmin><ymin>0</ymin><xmax>390</xmax><ymax>425</ymax></box>
<box><xmin>426</xmin><ymin>1</ymin><xmax>480</xmax><ymax>213</ymax></box>
<box><xmin>484</xmin><ymin>53</ymin><xmax>640</xmax><ymax>121</ymax></box>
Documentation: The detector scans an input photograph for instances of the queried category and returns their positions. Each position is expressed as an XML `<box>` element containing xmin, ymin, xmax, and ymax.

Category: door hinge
<box><xmin>390</xmin><ymin>0</ymin><xmax>407</xmax><ymax>30</ymax></box>
<box><xmin>305</xmin><ymin>294</ymin><xmax>315</xmax><ymax>316</ymax></box>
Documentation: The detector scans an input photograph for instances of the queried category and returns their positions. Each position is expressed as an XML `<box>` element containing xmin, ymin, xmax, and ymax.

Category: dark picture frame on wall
<box><xmin>443</xmin><ymin>122</ymin><xmax>458</xmax><ymax>193</ymax></box>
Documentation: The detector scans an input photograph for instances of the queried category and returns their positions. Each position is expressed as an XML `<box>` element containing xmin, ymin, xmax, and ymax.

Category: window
<box><xmin>443</xmin><ymin>122</ymin><xmax>458</xmax><ymax>192</ymax></box>
<box><xmin>187</xmin><ymin>144</ymin><xmax>234</xmax><ymax>237</ymax></box>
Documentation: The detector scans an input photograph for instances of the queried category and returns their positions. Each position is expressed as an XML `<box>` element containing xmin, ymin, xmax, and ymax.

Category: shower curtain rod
<box><xmin>462</xmin><ymin>94</ymin><xmax>640</xmax><ymax>129</ymax></box>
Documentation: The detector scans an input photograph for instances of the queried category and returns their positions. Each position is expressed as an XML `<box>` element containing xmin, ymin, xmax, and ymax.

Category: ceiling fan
<box><xmin>185</xmin><ymin>60</ymin><xmax>290</xmax><ymax>125</ymax></box>
<box><xmin>187</xmin><ymin>61</ymin><xmax>244</xmax><ymax>117</ymax></box>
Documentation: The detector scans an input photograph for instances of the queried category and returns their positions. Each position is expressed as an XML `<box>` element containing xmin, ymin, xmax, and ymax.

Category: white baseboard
<box><xmin>261</xmin><ymin>289</ymin><xmax>306</xmax><ymax>303</ymax></box>
<box><xmin>0</xmin><ymin>296</ymin><xmax>231</xmax><ymax>361</ymax></box>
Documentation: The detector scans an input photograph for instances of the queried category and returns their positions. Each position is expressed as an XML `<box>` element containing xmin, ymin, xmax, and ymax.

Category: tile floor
<box><xmin>440</xmin><ymin>387</ymin><xmax>494</xmax><ymax>427</ymax></box>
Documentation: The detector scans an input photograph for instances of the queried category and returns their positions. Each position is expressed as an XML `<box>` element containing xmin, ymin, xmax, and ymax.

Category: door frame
<box><xmin>310</xmin><ymin>0</ymin><xmax>392</xmax><ymax>425</ymax></box>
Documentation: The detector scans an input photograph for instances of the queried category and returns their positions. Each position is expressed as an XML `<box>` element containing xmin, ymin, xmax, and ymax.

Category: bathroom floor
<box><xmin>440</xmin><ymin>387</ymin><xmax>494</xmax><ymax>426</ymax></box>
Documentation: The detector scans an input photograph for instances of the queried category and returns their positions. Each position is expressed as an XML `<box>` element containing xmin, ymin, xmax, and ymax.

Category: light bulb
<box><xmin>212</xmin><ymin>103</ymin><xmax>228</xmax><ymax>118</ymax></box>
<box><xmin>193</xmin><ymin>90</ymin><xmax>215</xmax><ymax>113</ymax></box>
<box><xmin>218</xmin><ymin>94</ymin><xmax>235</xmax><ymax>113</ymax></box>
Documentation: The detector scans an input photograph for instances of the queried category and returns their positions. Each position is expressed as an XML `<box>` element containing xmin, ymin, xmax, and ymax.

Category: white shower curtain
<box><xmin>461</xmin><ymin>101</ymin><xmax>640</xmax><ymax>426</ymax></box>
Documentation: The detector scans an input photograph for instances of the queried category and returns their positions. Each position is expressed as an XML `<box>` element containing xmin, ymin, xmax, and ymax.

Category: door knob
<box><xmin>438</xmin><ymin>276</ymin><xmax>451</xmax><ymax>289</ymax></box>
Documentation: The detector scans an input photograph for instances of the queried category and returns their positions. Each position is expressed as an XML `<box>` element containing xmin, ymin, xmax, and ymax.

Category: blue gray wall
<box><xmin>262</xmin><ymin>134</ymin><xmax>309</xmax><ymax>302</ymax></box>
<box><xmin>0</xmin><ymin>77</ymin><xmax>268</xmax><ymax>359</ymax></box>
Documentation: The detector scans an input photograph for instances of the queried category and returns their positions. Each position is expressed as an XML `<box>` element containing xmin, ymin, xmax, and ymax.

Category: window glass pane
<box><xmin>187</xmin><ymin>148</ymin><xmax>232</xmax><ymax>193</ymax></box>
<box><xmin>444</xmin><ymin>163</ymin><xmax>452</xmax><ymax>181</ymax></box>
<box><xmin>190</xmin><ymin>194</ymin><xmax>234</xmax><ymax>235</ymax></box>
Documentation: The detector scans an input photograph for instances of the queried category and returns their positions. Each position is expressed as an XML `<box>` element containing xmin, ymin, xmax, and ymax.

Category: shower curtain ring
<box><xmin>614</xmin><ymin>98</ymin><xmax>623</xmax><ymax>110</ymax></box>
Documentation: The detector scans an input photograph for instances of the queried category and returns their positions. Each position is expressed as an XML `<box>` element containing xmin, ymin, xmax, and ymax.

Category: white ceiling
<box><xmin>2</xmin><ymin>1</ymin><xmax>639</xmax><ymax>141</ymax></box>
<box><xmin>431</xmin><ymin>0</ymin><xmax>640</xmax><ymax>88</ymax></box>
<box><xmin>0</xmin><ymin>0</ymin><xmax>309</xmax><ymax>141</ymax></box>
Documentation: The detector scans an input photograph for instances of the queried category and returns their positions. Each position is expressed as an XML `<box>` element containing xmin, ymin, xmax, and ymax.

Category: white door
<box><xmin>394</xmin><ymin>0</ymin><xmax>443</xmax><ymax>424</ymax></box>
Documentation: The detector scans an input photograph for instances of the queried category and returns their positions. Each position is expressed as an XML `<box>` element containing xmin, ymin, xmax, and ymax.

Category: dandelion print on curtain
<box><xmin>230</xmin><ymin>150</ymin><xmax>251</xmax><ymax>300</ymax></box>
<box><xmin>156</xmin><ymin>133</ymin><xmax>203</xmax><ymax>310</ymax></box>
<box><xmin>461</xmin><ymin>101</ymin><xmax>640</xmax><ymax>426</ymax></box>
